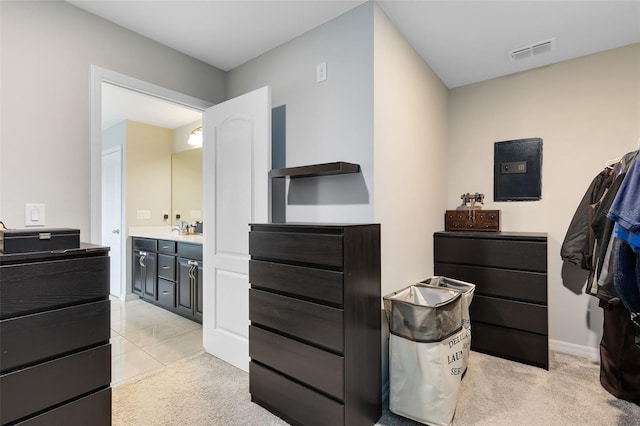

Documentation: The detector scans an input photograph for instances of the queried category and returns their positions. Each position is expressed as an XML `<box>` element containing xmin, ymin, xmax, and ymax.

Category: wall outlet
<box><xmin>175</xmin><ymin>211</ymin><xmax>181</xmax><ymax>220</ymax></box>
<box><xmin>162</xmin><ymin>210</ymin><xmax>169</xmax><ymax>220</ymax></box>
<box><xmin>317</xmin><ymin>61</ymin><xmax>327</xmax><ymax>83</ymax></box>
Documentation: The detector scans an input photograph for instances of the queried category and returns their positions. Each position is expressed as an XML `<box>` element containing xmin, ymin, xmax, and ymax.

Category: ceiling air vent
<box><xmin>509</xmin><ymin>38</ymin><xmax>556</xmax><ymax>61</ymax></box>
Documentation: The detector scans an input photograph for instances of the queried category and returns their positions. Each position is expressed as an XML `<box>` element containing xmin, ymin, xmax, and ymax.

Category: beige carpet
<box><xmin>113</xmin><ymin>350</ymin><xmax>640</xmax><ymax>425</ymax></box>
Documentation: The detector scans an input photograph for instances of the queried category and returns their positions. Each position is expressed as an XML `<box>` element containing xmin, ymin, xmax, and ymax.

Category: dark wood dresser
<box><xmin>248</xmin><ymin>223</ymin><xmax>381</xmax><ymax>426</ymax></box>
<box><xmin>434</xmin><ymin>231</ymin><xmax>549</xmax><ymax>369</ymax></box>
<box><xmin>0</xmin><ymin>244</ymin><xmax>111</xmax><ymax>425</ymax></box>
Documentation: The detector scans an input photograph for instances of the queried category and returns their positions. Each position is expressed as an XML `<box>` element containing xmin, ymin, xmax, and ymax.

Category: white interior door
<box><xmin>202</xmin><ymin>86</ymin><xmax>271</xmax><ymax>372</ymax></box>
<box><xmin>101</xmin><ymin>146</ymin><xmax>123</xmax><ymax>298</ymax></box>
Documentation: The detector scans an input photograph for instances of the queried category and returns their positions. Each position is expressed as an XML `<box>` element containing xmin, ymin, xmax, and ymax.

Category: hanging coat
<box><xmin>561</xmin><ymin>169</ymin><xmax>612</xmax><ymax>269</ymax></box>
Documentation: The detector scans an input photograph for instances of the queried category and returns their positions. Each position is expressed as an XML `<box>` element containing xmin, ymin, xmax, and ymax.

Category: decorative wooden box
<box><xmin>445</xmin><ymin>210</ymin><xmax>500</xmax><ymax>232</ymax></box>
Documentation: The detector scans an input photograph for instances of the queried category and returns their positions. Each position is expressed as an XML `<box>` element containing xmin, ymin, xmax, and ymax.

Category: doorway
<box><xmin>91</xmin><ymin>66</ymin><xmax>211</xmax><ymax>300</ymax></box>
<box><xmin>91</xmin><ymin>67</ymin><xmax>213</xmax><ymax>385</ymax></box>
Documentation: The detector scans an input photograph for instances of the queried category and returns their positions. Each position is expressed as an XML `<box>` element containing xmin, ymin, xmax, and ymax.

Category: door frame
<box><xmin>89</xmin><ymin>66</ymin><xmax>213</xmax><ymax>298</ymax></box>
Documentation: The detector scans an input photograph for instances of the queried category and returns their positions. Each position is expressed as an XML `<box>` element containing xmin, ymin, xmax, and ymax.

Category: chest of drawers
<box><xmin>434</xmin><ymin>231</ymin><xmax>548</xmax><ymax>369</ymax></box>
<box><xmin>0</xmin><ymin>244</ymin><xmax>111</xmax><ymax>425</ymax></box>
<box><xmin>249</xmin><ymin>223</ymin><xmax>381</xmax><ymax>426</ymax></box>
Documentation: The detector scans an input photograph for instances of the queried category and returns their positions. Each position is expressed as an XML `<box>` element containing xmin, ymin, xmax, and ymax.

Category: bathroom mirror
<box><xmin>171</xmin><ymin>147</ymin><xmax>203</xmax><ymax>224</ymax></box>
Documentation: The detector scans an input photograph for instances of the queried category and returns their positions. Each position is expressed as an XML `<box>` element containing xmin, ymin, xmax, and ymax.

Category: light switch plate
<box><xmin>25</xmin><ymin>203</ymin><xmax>46</xmax><ymax>227</ymax></box>
<box><xmin>317</xmin><ymin>62</ymin><xmax>327</xmax><ymax>82</ymax></box>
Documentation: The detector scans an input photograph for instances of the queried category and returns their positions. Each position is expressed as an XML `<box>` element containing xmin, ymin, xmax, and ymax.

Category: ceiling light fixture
<box><xmin>188</xmin><ymin>126</ymin><xmax>203</xmax><ymax>147</ymax></box>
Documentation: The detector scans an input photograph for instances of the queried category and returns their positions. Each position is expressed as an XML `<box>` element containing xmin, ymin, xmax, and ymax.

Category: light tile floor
<box><xmin>110</xmin><ymin>296</ymin><xmax>204</xmax><ymax>386</ymax></box>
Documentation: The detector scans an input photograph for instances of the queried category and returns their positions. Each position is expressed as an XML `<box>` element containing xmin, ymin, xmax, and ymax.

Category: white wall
<box><xmin>227</xmin><ymin>2</ymin><xmax>375</xmax><ymax>223</ymax></box>
<box><xmin>448</xmin><ymin>43</ymin><xmax>640</xmax><ymax>356</ymax></box>
<box><xmin>0</xmin><ymin>1</ymin><xmax>226</xmax><ymax>238</ymax></box>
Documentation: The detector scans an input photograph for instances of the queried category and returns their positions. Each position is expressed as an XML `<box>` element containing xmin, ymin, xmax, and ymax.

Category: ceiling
<box><xmin>102</xmin><ymin>83</ymin><xmax>202</xmax><ymax>130</ymax></box>
<box><xmin>78</xmin><ymin>0</ymin><xmax>640</xmax><ymax>129</ymax></box>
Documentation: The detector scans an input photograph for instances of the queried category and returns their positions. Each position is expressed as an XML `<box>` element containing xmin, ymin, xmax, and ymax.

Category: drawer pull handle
<box><xmin>162</xmin><ymin>291</ymin><xmax>170</xmax><ymax>295</ymax></box>
<box><xmin>162</xmin><ymin>266</ymin><xmax>170</xmax><ymax>269</ymax></box>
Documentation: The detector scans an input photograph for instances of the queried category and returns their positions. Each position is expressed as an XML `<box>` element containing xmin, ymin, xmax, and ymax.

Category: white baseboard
<box><xmin>550</xmin><ymin>339</ymin><xmax>599</xmax><ymax>361</ymax></box>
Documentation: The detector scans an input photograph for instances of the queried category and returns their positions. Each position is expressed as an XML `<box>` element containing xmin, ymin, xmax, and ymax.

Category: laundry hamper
<box><xmin>419</xmin><ymin>276</ymin><xmax>476</xmax><ymax>375</ymax></box>
<box><xmin>384</xmin><ymin>284</ymin><xmax>468</xmax><ymax>426</ymax></box>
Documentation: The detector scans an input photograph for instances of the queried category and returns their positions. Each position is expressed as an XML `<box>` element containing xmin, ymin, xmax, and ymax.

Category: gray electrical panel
<box><xmin>494</xmin><ymin>138</ymin><xmax>542</xmax><ymax>201</ymax></box>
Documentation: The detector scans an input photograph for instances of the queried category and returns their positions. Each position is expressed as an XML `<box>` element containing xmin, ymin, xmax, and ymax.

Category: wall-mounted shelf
<box><xmin>269</xmin><ymin>161</ymin><xmax>360</xmax><ymax>179</ymax></box>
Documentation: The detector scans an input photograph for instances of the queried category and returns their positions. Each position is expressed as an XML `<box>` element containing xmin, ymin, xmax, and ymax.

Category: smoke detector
<box><xmin>508</xmin><ymin>38</ymin><xmax>556</xmax><ymax>61</ymax></box>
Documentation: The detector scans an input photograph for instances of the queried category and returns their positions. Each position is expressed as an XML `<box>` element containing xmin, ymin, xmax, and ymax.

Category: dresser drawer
<box><xmin>250</xmin><ymin>361</ymin><xmax>344</xmax><ymax>426</ymax></box>
<box><xmin>249</xmin><ymin>260</ymin><xmax>343</xmax><ymax>306</ymax></box>
<box><xmin>157</xmin><ymin>240</ymin><xmax>176</xmax><ymax>254</ymax></box>
<box><xmin>434</xmin><ymin>263</ymin><xmax>547</xmax><ymax>304</ymax></box>
<box><xmin>132</xmin><ymin>237</ymin><xmax>157</xmax><ymax>252</ymax></box>
<box><xmin>250</xmin><ymin>326</ymin><xmax>344</xmax><ymax>399</ymax></box>
<box><xmin>249</xmin><ymin>289</ymin><xmax>343</xmax><ymax>353</ymax></box>
<box><xmin>177</xmin><ymin>243</ymin><xmax>202</xmax><ymax>261</ymax></box>
<box><xmin>470</xmin><ymin>295</ymin><xmax>547</xmax><ymax>335</ymax></box>
<box><xmin>1</xmin><ymin>300</ymin><xmax>110</xmax><ymax>373</ymax></box>
<box><xmin>158</xmin><ymin>254</ymin><xmax>176</xmax><ymax>281</ymax></box>
<box><xmin>0</xmin><ymin>344</ymin><xmax>111</xmax><ymax>425</ymax></box>
<box><xmin>434</xmin><ymin>235</ymin><xmax>546</xmax><ymax>272</ymax></box>
<box><xmin>472</xmin><ymin>322</ymin><xmax>548</xmax><ymax>369</ymax></box>
<box><xmin>157</xmin><ymin>279</ymin><xmax>176</xmax><ymax>310</ymax></box>
<box><xmin>249</xmin><ymin>231</ymin><xmax>343</xmax><ymax>268</ymax></box>
<box><xmin>0</xmin><ymin>256</ymin><xmax>110</xmax><ymax>319</ymax></box>
<box><xmin>14</xmin><ymin>388</ymin><xmax>111</xmax><ymax>426</ymax></box>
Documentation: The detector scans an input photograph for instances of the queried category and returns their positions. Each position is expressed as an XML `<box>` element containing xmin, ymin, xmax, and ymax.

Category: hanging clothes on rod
<box><xmin>561</xmin><ymin>149</ymin><xmax>640</xmax><ymax>404</ymax></box>
<box><xmin>607</xmin><ymin>152</ymin><xmax>640</xmax><ymax>321</ymax></box>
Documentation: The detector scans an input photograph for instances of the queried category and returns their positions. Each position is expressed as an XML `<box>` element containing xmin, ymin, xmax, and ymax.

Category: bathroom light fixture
<box><xmin>188</xmin><ymin>126</ymin><xmax>203</xmax><ymax>146</ymax></box>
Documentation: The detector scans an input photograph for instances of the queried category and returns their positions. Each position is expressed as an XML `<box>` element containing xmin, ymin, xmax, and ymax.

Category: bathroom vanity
<box><xmin>130</xmin><ymin>229</ymin><xmax>203</xmax><ymax>323</ymax></box>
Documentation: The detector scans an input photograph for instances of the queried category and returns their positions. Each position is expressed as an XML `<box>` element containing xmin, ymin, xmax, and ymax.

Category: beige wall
<box><xmin>0</xmin><ymin>2</ymin><xmax>226</xmax><ymax>237</ymax></box>
<box><xmin>126</xmin><ymin>121</ymin><xmax>172</xmax><ymax>227</ymax></box>
<box><xmin>373</xmin><ymin>4</ymin><xmax>449</xmax><ymax>390</ymax></box>
<box><xmin>448</xmin><ymin>43</ymin><xmax>640</xmax><ymax>354</ymax></box>
<box><xmin>374</xmin><ymin>4</ymin><xmax>449</xmax><ymax>297</ymax></box>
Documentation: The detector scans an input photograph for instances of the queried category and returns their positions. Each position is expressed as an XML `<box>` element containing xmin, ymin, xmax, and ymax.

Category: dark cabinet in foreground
<box><xmin>249</xmin><ymin>223</ymin><xmax>382</xmax><ymax>426</ymax></box>
<box><xmin>434</xmin><ymin>231</ymin><xmax>549</xmax><ymax>369</ymax></box>
<box><xmin>0</xmin><ymin>244</ymin><xmax>112</xmax><ymax>425</ymax></box>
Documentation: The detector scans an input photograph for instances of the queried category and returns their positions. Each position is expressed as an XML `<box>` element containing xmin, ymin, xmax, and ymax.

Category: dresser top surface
<box><xmin>250</xmin><ymin>222</ymin><xmax>380</xmax><ymax>229</ymax></box>
<box><xmin>434</xmin><ymin>231</ymin><xmax>547</xmax><ymax>241</ymax></box>
<box><xmin>0</xmin><ymin>243</ymin><xmax>109</xmax><ymax>264</ymax></box>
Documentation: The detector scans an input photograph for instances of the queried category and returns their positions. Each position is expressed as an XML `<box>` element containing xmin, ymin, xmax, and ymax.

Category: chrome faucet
<box><xmin>173</xmin><ymin>221</ymin><xmax>189</xmax><ymax>233</ymax></box>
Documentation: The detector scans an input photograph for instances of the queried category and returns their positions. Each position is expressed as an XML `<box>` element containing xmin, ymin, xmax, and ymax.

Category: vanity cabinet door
<box><xmin>176</xmin><ymin>257</ymin><xmax>203</xmax><ymax>323</ymax></box>
<box><xmin>176</xmin><ymin>258</ymin><xmax>193</xmax><ymax>316</ymax></box>
<box><xmin>132</xmin><ymin>251</ymin><xmax>143</xmax><ymax>295</ymax></box>
<box><xmin>132</xmin><ymin>250</ymin><xmax>156</xmax><ymax>300</ymax></box>
<box><xmin>194</xmin><ymin>262</ymin><xmax>203</xmax><ymax>322</ymax></box>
